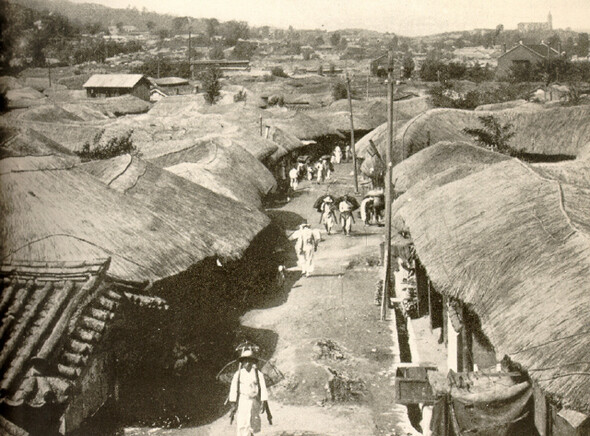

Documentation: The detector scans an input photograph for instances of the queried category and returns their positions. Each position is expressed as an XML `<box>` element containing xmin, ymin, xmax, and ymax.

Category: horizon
<box><xmin>65</xmin><ymin>0</ymin><xmax>590</xmax><ymax>37</ymax></box>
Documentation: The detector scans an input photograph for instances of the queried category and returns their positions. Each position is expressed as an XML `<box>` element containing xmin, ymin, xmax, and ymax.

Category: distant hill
<box><xmin>10</xmin><ymin>0</ymin><xmax>206</xmax><ymax>33</ymax></box>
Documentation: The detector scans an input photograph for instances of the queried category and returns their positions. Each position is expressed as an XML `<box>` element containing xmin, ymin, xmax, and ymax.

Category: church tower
<box><xmin>547</xmin><ymin>11</ymin><xmax>553</xmax><ymax>30</ymax></box>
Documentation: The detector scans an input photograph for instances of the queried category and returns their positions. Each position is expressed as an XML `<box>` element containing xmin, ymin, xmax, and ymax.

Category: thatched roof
<box><xmin>148</xmin><ymin>137</ymin><xmax>276</xmax><ymax>207</ymax></box>
<box><xmin>81</xmin><ymin>154</ymin><xmax>269</xmax><ymax>259</ymax></box>
<box><xmin>390</xmin><ymin>141</ymin><xmax>511</xmax><ymax>193</ymax></box>
<box><xmin>0</xmin><ymin>126</ymin><xmax>74</xmax><ymax>159</ymax></box>
<box><xmin>264</xmin><ymin>125</ymin><xmax>304</xmax><ymax>153</ymax></box>
<box><xmin>265</xmin><ymin>110</ymin><xmax>341</xmax><ymax>140</ymax></box>
<box><xmin>361</xmin><ymin>105</ymin><xmax>590</xmax><ymax>177</ymax></box>
<box><xmin>393</xmin><ymin>158</ymin><xmax>590</xmax><ymax>413</ymax></box>
<box><xmin>0</xmin><ymin>155</ymin><xmax>267</xmax><ymax>283</ymax></box>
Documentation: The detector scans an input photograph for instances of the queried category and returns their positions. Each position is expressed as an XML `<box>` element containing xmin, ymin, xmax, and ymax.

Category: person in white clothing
<box><xmin>289</xmin><ymin>223</ymin><xmax>319</xmax><ymax>277</ymax></box>
<box><xmin>229</xmin><ymin>349</ymin><xmax>272</xmax><ymax>436</ymax></box>
<box><xmin>333</xmin><ymin>146</ymin><xmax>342</xmax><ymax>164</ymax></box>
<box><xmin>289</xmin><ymin>167</ymin><xmax>299</xmax><ymax>190</ymax></box>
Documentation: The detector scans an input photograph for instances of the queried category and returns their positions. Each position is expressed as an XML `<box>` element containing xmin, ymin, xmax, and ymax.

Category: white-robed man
<box><xmin>289</xmin><ymin>223</ymin><xmax>320</xmax><ymax>277</ymax></box>
<box><xmin>229</xmin><ymin>349</ymin><xmax>272</xmax><ymax>436</ymax></box>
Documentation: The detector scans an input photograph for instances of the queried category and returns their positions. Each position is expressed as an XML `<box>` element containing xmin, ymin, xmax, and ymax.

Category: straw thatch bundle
<box><xmin>81</xmin><ymin>154</ymin><xmax>269</xmax><ymax>260</ymax></box>
<box><xmin>0</xmin><ymin>126</ymin><xmax>74</xmax><ymax>159</ymax></box>
<box><xmin>393</xmin><ymin>158</ymin><xmax>590</xmax><ymax>413</ymax></box>
<box><xmin>390</xmin><ymin>141</ymin><xmax>511</xmax><ymax>193</ymax></box>
<box><xmin>361</xmin><ymin>105</ymin><xmax>590</xmax><ymax>177</ymax></box>
<box><xmin>149</xmin><ymin>137</ymin><xmax>276</xmax><ymax>207</ymax></box>
<box><xmin>0</xmin><ymin>155</ymin><xmax>267</xmax><ymax>284</ymax></box>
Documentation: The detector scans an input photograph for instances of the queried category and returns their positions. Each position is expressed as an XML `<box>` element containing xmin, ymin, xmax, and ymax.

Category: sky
<box><xmin>70</xmin><ymin>0</ymin><xmax>590</xmax><ymax>36</ymax></box>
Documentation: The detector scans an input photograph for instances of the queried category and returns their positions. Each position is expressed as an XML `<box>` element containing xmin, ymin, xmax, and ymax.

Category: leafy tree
<box><xmin>402</xmin><ymin>52</ymin><xmax>414</xmax><ymax>78</ymax></box>
<box><xmin>222</xmin><ymin>20</ymin><xmax>249</xmax><ymax>47</ymax></box>
<box><xmin>200</xmin><ymin>66</ymin><xmax>223</xmax><ymax>105</ymax></box>
<box><xmin>330</xmin><ymin>32</ymin><xmax>341</xmax><ymax>47</ymax></box>
<box><xmin>509</xmin><ymin>61</ymin><xmax>534</xmax><ymax>82</ymax></box>
<box><xmin>209</xmin><ymin>44</ymin><xmax>225</xmax><ymax>60</ymax></box>
<box><xmin>577</xmin><ymin>33</ymin><xmax>589</xmax><ymax>57</ymax></box>
<box><xmin>158</xmin><ymin>28</ymin><xmax>170</xmax><ymax>40</ymax></box>
<box><xmin>331</xmin><ymin>81</ymin><xmax>348</xmax><ymax>100</ymax></box>
<box><xmin>173</xmin><ymin>16</ymin><xmax>190</xmax><ymax>33</ymax></box>
<box><xmin>271</xmin><ymin>66</ymin><xmax>288</xmax><ymax>78</ymax></box>
<box><xmin>205</xmin><ymin>18</ymin><xmax>219</xmax><ymax>40</ymax></box>
<box><xmin>116</xmin><ymin>22</ymin><xmax>124</xmax><ymax>32</ymax></box>
<box><xmin>463</xmin><ymin>115</ymin><xmax>516</xmax><ymax>155</ymax></box>
<box><xmin>232</xmin><ymin>41</ymin><xmax>255</xmax><ymax>60</ymax></box>
<box><xmin>146</xmin><ymin>21</ymin><xmax>156</xmax><ymax>32</ymax></box>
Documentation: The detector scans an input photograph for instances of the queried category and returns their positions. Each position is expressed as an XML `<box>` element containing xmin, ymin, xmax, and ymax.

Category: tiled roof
<box><xmin>0</xmin><ymin>259</ymin><xmax>120</xmax><ymax>408</ymax></box>
<box><xmin>83</xmin><ymin>74</ymin><xmax>146</xmax><ymax>89</ymax></box>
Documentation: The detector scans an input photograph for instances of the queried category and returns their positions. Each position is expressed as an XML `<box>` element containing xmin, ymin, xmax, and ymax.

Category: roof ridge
<box><xmin>514</xmin><ymin>159</ymin><xmax>589</xmax><ymax>241</ymax></box>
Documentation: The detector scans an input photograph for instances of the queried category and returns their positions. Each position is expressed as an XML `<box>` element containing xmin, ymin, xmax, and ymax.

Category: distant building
<box><xmin>370</xmin><ymin>53</ymin><xmax>389</xmax><ymax>76</ymax></box>
<box><xmin>518</xmin><ymin>12</ymin><xmax>552</xmax><ymax>32</ymax></box>
<box><xmin>190</xmin><ymin>59</ymin><xmax>250</xmax><ymax>73</ymax></box>
<box><xmin>496</xmin><ymin>41</ymin><xmax>559</xmax><ymax>78</ymax></box>
<box><xmin>83</xmin><ymin>74</ymin><xmax>151</xmax><ymax>101</ymax></box>
<box><xmin>153</xmin><ymin>77</ymin><xmax>191</xmax><ymax>95</ymax></box>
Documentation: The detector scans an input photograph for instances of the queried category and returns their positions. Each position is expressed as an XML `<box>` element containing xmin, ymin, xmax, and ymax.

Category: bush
<box><xmin>233</xmin><ymin>89</ymin><xmax>247</xmax><ymax>102</ymax></box>
<box><xmin>267</xmin><ymin>94</ymin><xmax>284</xmax><ymax>106</ymax></box>
<box><xmin>271</xmin><ymin>66</ymin><xmax>288</xmax><ymax>78</ymax></box>
<box><xmin>331</xmin><ymin>81</ymin><xmax>348</xmax><ymax>100</ymax></box>
<box><xmin>76</xmin><ymin>129</ymin><xmax>136</xmax><ymax>161</ymax></box>
<box><xmin>262</xmin><ymin>74</ymin><xmax>276</xmax><ymax>82</ymax></box>
<box><xmin>463</xmin><ymin>115</ymin><xmax>516</xmax><ymax>155</ymax></box>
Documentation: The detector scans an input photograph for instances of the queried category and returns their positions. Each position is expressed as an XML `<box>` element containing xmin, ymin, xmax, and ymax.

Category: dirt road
<box><xmin>125</xmin><ymin>163</ymin><xmax>419</xmax><ymax>436</ymax></box>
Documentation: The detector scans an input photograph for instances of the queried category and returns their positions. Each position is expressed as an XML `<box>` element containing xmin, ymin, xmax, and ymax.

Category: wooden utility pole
<box><xmin>381</xmin><ymin>52</ymin><xmax>394</xmax><ymax>321</ymax></box>
<box><xmin>345</xmin><ymin>71</ymin><xmax>359</xmax><ymax>193</ymax></box>
<box><xmin>259</xmin><ymin>115</ymin><xmax>263</xmax><ymax>136</ymax></box>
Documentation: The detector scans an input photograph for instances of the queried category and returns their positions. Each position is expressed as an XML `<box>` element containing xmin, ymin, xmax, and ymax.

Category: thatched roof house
<box><xmin>149</xmin><ymin>137</ymin><xmax>277</xmax><ymax>207</ymax></box>
<box><xmin>81</xmin><ymin>154</ymin><xmax>269</xmax><ymax>259</ymax></box>
<box><xmin>0</xmin><ymin>155</ymin><xmax>267</xmax><ymax>283</ymax></box>
<box><xmin>389</xmin><ymin>141</ymin><xmax>511</xmax><ymax>193</ymax></box>
<box><xmin>265</xmin><ymin>111</ymin><xmax>340</xmax><ymax>140</ymax></box>
<box><xmin>392</xmin><ymin>158</ymin><xmax>590</xmax><ymax>413</ymax></box>
<box><xmin>361</xmin><ymin>105</ymin><xmax>590</xmax><ymax>177</ymax></box>
<box><xmin>0</xmin><ymin>126</ymin><xmax>73</xmax><ymax>159</ymax></box>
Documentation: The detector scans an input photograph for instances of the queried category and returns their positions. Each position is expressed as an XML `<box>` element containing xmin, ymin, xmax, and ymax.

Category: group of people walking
<box><xmin>314</xmin><ymin>194</ymin><xmax>359</xmax><ymax>237</ymax></box>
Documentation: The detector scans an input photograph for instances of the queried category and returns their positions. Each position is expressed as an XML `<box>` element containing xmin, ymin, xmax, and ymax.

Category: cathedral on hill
<box><xmin>518</xmin><ymin>12</ymin><xmax>552</xmax><ymax>32</ymax></box>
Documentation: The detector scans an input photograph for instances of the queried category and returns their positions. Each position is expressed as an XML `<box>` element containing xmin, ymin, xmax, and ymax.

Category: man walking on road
<box><xmin>339</xmin><ymin>198</ymin><xmax>355</xmax><ymax>236</ymax></box>
<box><xmin>290</xmin><ymin>223</ymin><xmax>320</xmax><ymax>277</ymax></box>
<box><xmin>229</xmin><ymin>348</ymin><xmax>272</xmax><ymax>436</ymax></box>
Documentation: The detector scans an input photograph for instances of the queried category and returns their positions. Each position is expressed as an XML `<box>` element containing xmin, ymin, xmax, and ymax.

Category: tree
<box><xmin>463</xmin><ymin>115</ymin><xmax>516</xmax><ymax>155</ymax></box>
<box><xmin>402</xmin><ymin>52</ymin><xmax>415</xmax><ymax>78</ymax></box>
<box><xmin>330</xmin><ymin>32</ymin><xmax>341</xmax><ymax>47</ymax></box>
<box><xmin>205</xmin><ymin>18</ymin><xmax>219</xmax><ymax>40</ymax></box>
<box><xmin>331</xmin><ymin>81</ymin><xmax>348</xmax><ymax>100</ymax></box>
<box><xmin>146</xmin><ymin>21</ymin><xmax>156</xmax><ymax>32</ymax></box>
<box><xmin>222</xmin><ymin>20</ymin><xmax>249</xmax><ymax>47</ymax></box>
<box><xmin>209</xmin><ymin>44</ymin><xmax>225</xmax><ymax>60</ymax></box>
<box><xmin>577</xmin><ymin>33</ymin><xmax>589</xmax><ymax>58</ymax></box>
<box><xmin>201</xmin><ymin>66</ymin><xmax>223</xmax><ymax>105</ymax></box>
